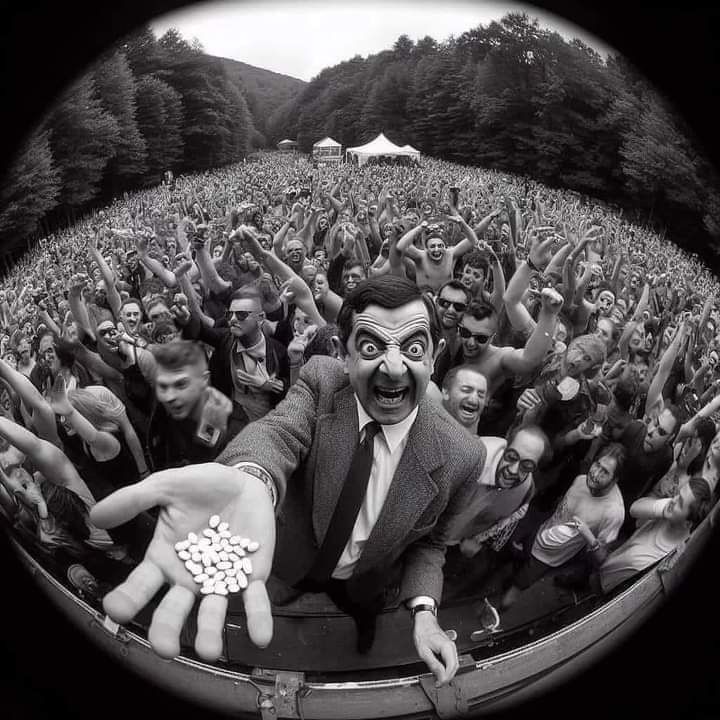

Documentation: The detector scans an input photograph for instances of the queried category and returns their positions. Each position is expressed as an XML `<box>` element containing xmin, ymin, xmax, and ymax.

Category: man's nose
<box><xmin>380</xmin><ymin>347</ymin><xmax>407</xmax><ymax>379</ymax></box>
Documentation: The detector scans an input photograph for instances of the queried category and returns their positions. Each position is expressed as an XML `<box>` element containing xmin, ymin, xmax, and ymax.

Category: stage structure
<box><xmin>277</xmin><ymin>139</ymin><xmax>298</xmax><ymax>152</ymax></box>
<box><xmin>312</xmin><ymin>137</ymin><xmax>342</xmax><ymax>164</ymax></box>
<box><xmin>346</xmin><ymin>132</ymin><xmax>421</xmax><ymax>166</ymax></box>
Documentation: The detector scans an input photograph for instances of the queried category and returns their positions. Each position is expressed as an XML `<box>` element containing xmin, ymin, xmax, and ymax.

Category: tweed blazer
<box><xmin>217</xmin><ymin>355</ymin><xmax>486</xmax><ymax>604</ymax></box>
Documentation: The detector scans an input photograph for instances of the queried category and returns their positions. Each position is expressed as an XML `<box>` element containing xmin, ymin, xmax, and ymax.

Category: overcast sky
<box><xmin>150</xmin><ymin>0</ymin><xmax>614</xmax><ymax>82</ymax></box>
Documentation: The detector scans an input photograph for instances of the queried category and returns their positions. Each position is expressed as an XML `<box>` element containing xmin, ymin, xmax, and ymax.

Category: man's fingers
<box><xmin>195</xmin><ymin>594</ymin><xmax>228</xmax><ymax>661</ymax></box>
<box><xmin>418</xmin><ymin>644</ymin><xmax>446</xmax><ymax>685</ymax></box>
<box><xmin>438</xmin><ymin>639</ymin><xmax>459</xmax><ymax>685</ymax></box>
<box><xmin>243</xmin><ymin>580</ymin><xmax>273</xmax><ymax>648</ymax></box>
<box><xmin>103</xmin><ymin>560</ymin><xmax>165</xmax><ymax>624</ymax></box>
<box><xmin>90</xmin><ymin>478</ymin><xmax>166</xmax><ymax>529</ymax></box>
<box><xmin>149</xmin><ymin>585</ymin><xmax>196</xmax><ymax>659</ymax></box>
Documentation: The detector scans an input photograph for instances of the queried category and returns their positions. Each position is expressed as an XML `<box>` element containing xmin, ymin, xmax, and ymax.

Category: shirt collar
<box><xmin>234</xmin><ymin>335</ymin><xmax>266</xmax><ymax>356</ymax></box>
<box><xmin>355</xmin><ymin>395</ymin><xmax>418</xmax><ymax>455</ymax></box>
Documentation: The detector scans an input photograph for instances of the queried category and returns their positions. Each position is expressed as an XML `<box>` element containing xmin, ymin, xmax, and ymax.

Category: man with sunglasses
<box><xmin>435</xmin><ymin>280</ymin><xmax>471</xmax><ymax>360</ymax></box>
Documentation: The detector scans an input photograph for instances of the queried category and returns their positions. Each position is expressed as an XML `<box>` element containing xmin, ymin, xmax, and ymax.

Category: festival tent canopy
<box><xmin>277</xmin><ymin>139</ymin><xmax>297</xmax><ymax>150</ymax></box>
<box><xmin>313</xmin><ymin>137</ymin><xmax>342</xmax><ymax>148</ymax></box>
<box><xmin>346</xmin><ymin>133</ymin><xmax>420</xmax><ymax>165</ymax></box>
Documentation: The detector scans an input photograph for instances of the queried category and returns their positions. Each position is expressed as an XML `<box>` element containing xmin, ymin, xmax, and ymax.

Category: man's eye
<box><xmin>402</xmin><ymin>341</ymin><xmax>426</xmax><ymax>359</ymax></box>
<box><xmin>359</xmin><ymin>340</ymin><xmax>381</xmax><ymax>357</ymax></box>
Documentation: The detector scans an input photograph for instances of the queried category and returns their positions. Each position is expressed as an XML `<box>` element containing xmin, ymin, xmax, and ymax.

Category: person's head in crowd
<box><xmin>335</xmin><ymin>275</ymin><xmax>441</xmax><ymax>425</ymax></box>
<box><xmin>426</xmin><ymin>236</ymin><xmax>447</xmax><ymax>265</ymax></box>
<box><xmin>312</xmin><ymin>272</ymin><xmax>330</xmax><ymax>302</ymax></box>
<box><xmin>435</xmin><ymin>280</ymin><xmax>471</xmax><ymax>330</ymax></box>
<box><xmin>559</xmin><ymin>333</ymin><xmax>606</xmax><ymax>379</ymax></box>
<box><xmin>2</xmin><ymin>349</ymin><xmax>18</xmax><ymax>371</ymax></box>
<box><xmin>441</xmin><ymin>365</ymin><xmax>487</xmax><ymax>431</ymax></box>
<box><xmin>312</xmin><ymin>247</ymin><xmax>328</xmax><ymax>269</ymax></box>
<box><xmin>610</xmin><ymin>301</ymin><xmax>627</xmax><ymax>325</ymax></box>
<box><xmin>304</xmin><ymin>323</ymin><xmax>341</xmax><ymax>361</ymax></box>
<box><xmin>37</xmin><ymin>331</ymin><xmax>60</xmax><ymax>375</ymax></box>
<box><xmin>458</xmin><ymin>250</ymin><xmax>488</xmax><ymax>291</ymax></box>
<box><xmin>67</xmin><ymin>386</ymin><xmax>125</xmax><ymax>435</ymax></box>
<box><xmin>644</xmin><ymin>405</ymin><xmax>682</xmax><ymax>454</ymax></box>
<box><xmin>458</xmin><ymin>301</ymin><xmax>497</xmax><ymax>360</ymax></box>
<box><xmin>38</xmin><ymin>478</ymin><xmax>91</xmax><ymax>547</ymax></box>
<box><xmin>211</xmin><ymin>243</ymin><xmax>224</xmax><ymax>260</ymax></box>
<box><xmin>341</xmin><ymin>261</ymin><xmax>366</xmax><ymax>296</ymax></box>
<box><xmin>227</xmin><ymin>287</ymin><xmax>265</xmax><ymax>343</ymax></box>
<box><xmin>552</xmin><ymin>318</ymin><xmax>570</xmax><ymax>355</ymax></box>
<box><xmin>284</xmin><ymin>239</ymin><xmax>306</xmax><ymax>269</ymax></box>
<box><xmin>629</xmin><ymin>271</ymin><xmax>641</xmax><ymax>292</ymax></box>
<box><xmin>22</xmin><ymin>320</ymin><xmax>35</xmax><ymax>339</ymax></box>
<box><xmin>96</xmin><ymin>320</ymin><xmax>120</xmax><ymax>353</ymax></box>
<box><xmin>119</xmin><ymin>298</ymin><xmax>143</xmax><ymax>335</ymax></box>
<box><xmin>595</xmin><ymin>316</ymin><xmax>619</xmax><ymax>352</ymax></box>
<box><xmin>596</xmin><ymin>288</ymin><xmax>615</xmax><ymax>317</ymax></box>
<box><xmin>151</xmin><ymin>340</ymin><xmax>210</xmax><ymax>421</ymax></box>
<box><xmin>17</xmin><ymin>337</ymin><xmax>32</xmax><ymax>365</ymax></box>
<box><xmin>301</xmin><ymin>263</ymin><xmax>318</xmax><ymax>287</ymax></box>
<box><xmin>146</xmin><ymin>296</ymin><xmax>172</xmax><ymax>325</ymax></box>
<box><xmin>291</xmin><ymin>307</ymin><xmax>315</xmax><ymax>339</ymax></box>
<box><xmin>676</xmin><ymin>416</ymin><xmax>716</xmax><ymax>477</ymax></box>
<box><xmin>93</xmin><ymin>280</ymin><xmax>109</xmax><ymax>308</ymax></box>
<box><xmin>632</xmin><ymin>356</ymin><xmax>651</xmax><ymax>386</ymax></box>
<box><xmin>664</xmin><ymin>477</ymin><xmax>712</xmax><ymax>528</ymax></box>
<box><xmin>150</xmin><ymin>319</ymin><xmax>181</xmax><ymax>345</ymax></box>
<box><xmin>586</xmin><ymin>442</ymin><xmax>625</xmax><ymax>496</ymax></box>
<box><xmin>496</xmin><ymin>425</ymin><xmax>550</xmax><ymax>489</ymax></box>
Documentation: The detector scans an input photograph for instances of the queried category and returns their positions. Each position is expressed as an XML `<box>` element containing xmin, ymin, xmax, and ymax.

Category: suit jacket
<box><xmin>217</xmin><ymin>356</ymin><xmax>485</xmax><ymax>605</ymax></box>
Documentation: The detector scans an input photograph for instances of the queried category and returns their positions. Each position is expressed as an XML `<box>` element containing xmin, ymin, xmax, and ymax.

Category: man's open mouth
<box><xmin>459</xmin><ymin>401</ymin><xmax>479</xmax><ymax>418</ymax></box>
<box><xmin>374</xmin><ymin>386</ymin><xmax>409</xmax><ymax>407</ymax></box>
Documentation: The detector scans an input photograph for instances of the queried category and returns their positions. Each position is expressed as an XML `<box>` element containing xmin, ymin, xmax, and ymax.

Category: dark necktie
<box><xmin>305</xmin><ymin>421</ymin><xmax>381</xmax><ymax>584</ymax></box>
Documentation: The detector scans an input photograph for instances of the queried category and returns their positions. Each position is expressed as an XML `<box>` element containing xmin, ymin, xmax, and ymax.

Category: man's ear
<box><xmin>331</xmin><ymin>335</ymin><xmax>348</xmax><ymax>372</ymax></box>
<box><xmin>202</xmin><ymin>370</ymin><xmax>211</xmax><ymax>387</ymax></box>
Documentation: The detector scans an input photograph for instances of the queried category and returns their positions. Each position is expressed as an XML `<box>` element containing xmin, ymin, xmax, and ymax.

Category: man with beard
<box><xmin>146</xmin><ymin>341</ymin><xmax>242</xmax><ymax>471</ymax></box>
<box><xmin>16</xmin><ymin>337</ymin><xmax>35</xmax><ymax>378</ymax></box>
<box><xmin>434</xmin><ymin>280</ymin><xmax>471</xmax><ymax>361</ymax></box>
<box><xmin>92</xmin><ymin>276</ymin><xmax>484</xmax><ymax>687</ymax></box>
<box><xmin>501</xmin><ymin>442</ymin><xmax>626</xmax><ymax>609</ymax></box>
<box><xmin>182</xmin><ymin>286</ymin><xmax>288</xmax><ymax>423</ymax></box>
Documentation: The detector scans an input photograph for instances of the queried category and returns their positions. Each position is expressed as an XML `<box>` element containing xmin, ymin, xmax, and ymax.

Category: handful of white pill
<box><xmin>174</xmin><ymin>514</ymin><xmax>260</xmax><ymax>596</ymax></box>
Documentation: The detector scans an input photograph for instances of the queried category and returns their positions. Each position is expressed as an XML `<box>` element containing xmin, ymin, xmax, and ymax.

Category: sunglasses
<box><xmin>437</xmin><ymin>298</ymin><xmax>468</xmax><ymax>313</ymax></box>
<box><xmin>227</xmin><ymin>309</ymin><xmax>253</xmax><ymax>321</ymax></box>
<box><xmin>502</xmin><ymin>448</ymin><xmax>537</xmax><ymax>476</ymax></box>
<box><xmin>458</xmin><ymin>326</ymin><xmax>492</xmax><ymax>344</ymax></box>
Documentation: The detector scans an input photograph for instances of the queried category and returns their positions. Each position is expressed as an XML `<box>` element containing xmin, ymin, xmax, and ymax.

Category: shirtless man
<box><xmin>438</xmin><ymin>288</ymin><xmax>563</xmax><ymax>400</ymax></box>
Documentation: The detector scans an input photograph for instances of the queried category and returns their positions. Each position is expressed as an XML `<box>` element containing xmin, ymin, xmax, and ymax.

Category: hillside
<box><xmin>215</xmin><ymin>56</ymin><xmax>305</xmax><ymax>145</ymax></box>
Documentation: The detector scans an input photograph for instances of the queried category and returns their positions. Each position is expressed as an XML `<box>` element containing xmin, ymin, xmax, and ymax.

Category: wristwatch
<box><xmin>410</xmin><ymin>602</ymin><xmax>437</xmax><ymax>619</ymax></box>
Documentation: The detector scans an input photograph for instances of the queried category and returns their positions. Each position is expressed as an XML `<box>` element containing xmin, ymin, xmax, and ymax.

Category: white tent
<box><xmin>313</xmin><ymin>136</ymin><xmax>342</xmax><ymax>163</ymax></box>
<box><xmin>313</xmin><ymin>137</ymin><xmax>341</xmax><ymax>149</ymax></box>
<box><xmin>346</xmin><ymin>133</ymin><xmax>420</xmax><ymax>166</ymax></box>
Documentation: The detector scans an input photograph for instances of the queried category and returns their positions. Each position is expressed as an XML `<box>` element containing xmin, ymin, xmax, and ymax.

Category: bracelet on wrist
<box><xmin>410</xmin><ymin>603</ymin><xmax>437</xmax><ymax>619</ymax></box>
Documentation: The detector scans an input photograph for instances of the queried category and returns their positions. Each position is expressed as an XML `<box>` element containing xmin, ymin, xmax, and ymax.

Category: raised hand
<box><xmin>539</xmin><ymin>287</ymin><xmax>564</xmax><ymax>315</ymax></box>
<box><xmin>527</xmin><ymin>234</ymin><xmax>555</xmax><ymax>272</ymax></box>
<box><xmin>89</xmin><ymin>463</ymin><xmax>276</xmax><ymax>660</ymax></box>
<box><xmin>49</xmin><ymin>374</ymin><xmax>73</xmax><ymax>417</ymax></box>
<box><xmin>517</xmin><ymin>388</ymin><xmax>543</xmax><ymax>413</ymax></box>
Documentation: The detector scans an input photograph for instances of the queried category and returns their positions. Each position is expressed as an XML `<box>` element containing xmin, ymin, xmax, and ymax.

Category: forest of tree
<box><xmin>267</xmin><ymin>13</ymin><xmax>720</xmax><ymax>257</ymax></box>
<box><xmin>0</xmin><ymin>26</ymin><xmax>304</xmax><ymax>255</ymax></box>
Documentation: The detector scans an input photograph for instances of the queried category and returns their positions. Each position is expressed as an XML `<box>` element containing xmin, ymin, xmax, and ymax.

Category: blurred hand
<box><xmin>517</xmin><ymin>388</ymin><xmax>543</xmax><ymax>413</ymax></box>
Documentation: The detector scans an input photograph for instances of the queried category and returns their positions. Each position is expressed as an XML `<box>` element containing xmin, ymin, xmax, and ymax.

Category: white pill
<box><xmin>237</xmin><ymin>571</ymin><xmax>248</xmax><ymax>589</ymax></box>
<box><xmin>209</xmin><ymin>552</ymin><xmax>220</xmax><ymax>565</ymax></box>
<box><xmin>174</xmin><ymin>540</ymin><xmax>191</xmax><ymax>551</ymax></box>
<box><xmin>219</xmin><ymin>530</ymin><xmax>231</xmax><ymax>539</ymax></box>
<box><xmin>241</xmin><ymin>557</ymin><xmax>253</xmax><ymax>575</ymax></box>
<box><xmin>214</xmin><ymin>581</ymin><xmax>227</xmax><ymax>591</ymax></box>
<box><xmin>188</xmin><ymin>532</ymin><xmax>198</xmax><ymax>544</ymax></box>
<box><xmin>206</xmin><ymin>566</ymin><xmax>217</xmax><ymax>575</ymax></box>
<box><xmin>228</xmin><ymin>553</ymin><xmax>239</xmax><ymax>563</ymax></box>
<box><xmin>210</xmin><ymin>544</ymin><xmax>222</xmax><ymax>554</ymax></box>
<box><xmin>229</xmin><ymin>535</ymin><xmax>242</xmax><ymax>545</ymax></box>
<box><xmin>195</xmin><ymin>573</ymin><xmax>209</xmax><ymax>583</ymax></box>
<box><xmin>188</xmin><ymin>544</ymin><xmax>199</xmax><ymax>554</ymax></box>
<box><xmin>215</xmin><ymin>571</ymin><xmax>225</xmax><ymax>581</ymax></box>
<box><xmin>177</xmin><ymin>550</ymin><xmax>191</xmax><ymax>561</ymax></box>
<box><xmin>185</xmin><ymin>560</ymin><xmax>198</xmax><ymax>573</ymax></box>
<box><xmin>191</xmin><ymin>552</ymin><xmax>202</xmax><ymax>562</ymax></box>
<box><xmin>227</xmin><ymin>584</ymin><xmax>240</xmax><ymax>594</ymax></box>
<box><xmin>198</xmin><ymin>537</ymin><xmax>211</xmax><ymax>547</ymax></box>
<box><xmin>239</xmin><ymin>538</ymin><xmax>251</xmax><ymax>549</ymax></box>
<box><xmin>200</xmin><ymin>586</ymin><xmax>215</xmax><ymax>595</ymax></box>
<box><xmin>217</xmin><ymin>561</ymin><xmax>232</xmax><ymax>570</ymax></box>
<box><xmin>209</xmin><ymin>514</ymin><xmax>221</xmax><ymax>528</ymax></box>
<box><xmin>214</xmin><ymin>587</ymin><xmax>228</xmax><ymax>596</ymax></box>
<box><xmin>247</xmin><ymin>541</ymin><xmax>260</xmax><ymax>553</ymax></box>
<box><xmin>202</xmin><ymin>528</ymin><xmax>216</xmax><ymax>539</ymax></box>
<box><xmin>217</xmin><ymin>521</ymin><xmax>228</xmax><ymax>532</ymax></box>
<box><xmin>218</xmin><ymin>551</ymin><xmax>228</xmax><ymax>562</ymax></box>
<box><xmin>202</xmin><ymin>555</ymin><xmax>214</xmax><ymax>568</ymax></box>
<box><xmin>225</xmin><ymin>568</ymin><xmax>237</xmax><ymax>577</ymax></box>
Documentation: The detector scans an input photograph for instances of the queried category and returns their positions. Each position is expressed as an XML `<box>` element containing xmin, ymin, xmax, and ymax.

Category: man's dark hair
<box><xmin>337</xmin><ymin>276</ymin><xmax>440</xmax><ymax>348</ymax></box>
<box><xmin>342</xmin><ymin>261</ymin><xmax>366</xmax><ymax>277</ymax></box>
<box><xmin>120</xmin><ymin>297</ymin><xmax>143</xmax><ymax>313</ymax></box>
<box><xmin>687</xmin><ymin>417</ymin><xmax>716</xmax><ymax>476</ymax></box>
<box><xmin>614</xmin><ymin>372</ymin><xmax>639</xmax><ymax>412</ymax></box>
<box><xmin>151</xmin><ymin>339</ymin><xmax>207</xmax><ymax>372</ymax></box>
<box><xmin>40</xmin><ymin>480</ymin><xmax>90</xmax><ymax>543</ymax></box>
<box><xmin>687</xmin><ymin>476</ymin><xmax>713</xmax><ymax>526</ymax></box>
<box><xmin>437</xmin><ymin>280</ymin><xmax>471</xmax><ymax>305</ymax></box>
<box><xmin>465</xmin><ymin>300</ymin><xmax>497</xmax><ymax>322</ymax></box>
<box><xmin>596</xmin><ymin>442</ymin><xmax>627</xmax><ymax>478</ymax></box>
<box><xmin>462</xmin><ymin>250</ymin><xmax>489</xmax><ymax>272</ymax></box>
<box><xmin>441</xmin><ymin>364</ymin><xmax>486</xmax><ymax>392</ymax></box>
<box><xmin>506</xmin><ymin>424</ymin><xmax>553</xmax><ymax>467</ymax></box>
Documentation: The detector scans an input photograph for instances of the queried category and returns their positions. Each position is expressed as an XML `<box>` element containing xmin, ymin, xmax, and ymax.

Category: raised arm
<box><xmin>89</xmin><ymin>230</ymin><xmax>122</xmax><ymax>318</ymax></box>
<box><xmin>395</xmin><ymin>223</ymin><xmax>425</xmax><ymax>261</ymax></box>
<box><xmin>645</xmin><ymin>320</ymin><xmax>688</xmax><ymax>418</ymax></box>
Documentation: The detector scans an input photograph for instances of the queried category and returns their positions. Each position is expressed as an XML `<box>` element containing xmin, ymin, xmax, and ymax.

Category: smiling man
<box><xmin>92</xmin><ymin>276</ymin><xmax>485</xmax><ymax>688</ymax></box>
<box><xmin>441</xmin><ymin>365</ymin><xmax>487</xmax><ymax>433</ymax></box>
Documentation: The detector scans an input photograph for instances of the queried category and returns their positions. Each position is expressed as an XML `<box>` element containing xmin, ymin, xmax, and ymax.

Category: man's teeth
<box><xmin>375</xmin><ymin>388</ymin><xmax>407</xmax><ymax>405</ymax></box>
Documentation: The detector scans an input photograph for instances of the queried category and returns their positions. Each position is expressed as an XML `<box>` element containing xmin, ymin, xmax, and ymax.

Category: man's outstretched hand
<box><xmin>89</xmin><ymin>463</ymin><xmax>276</xmax><ymax>661</ymax></box>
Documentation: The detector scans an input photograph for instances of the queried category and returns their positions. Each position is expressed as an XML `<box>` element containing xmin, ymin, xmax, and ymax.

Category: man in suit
<box><xmin>90</xmin><ymin>276</ymin><xmax>487</xmax><ymax>687</ymax></box>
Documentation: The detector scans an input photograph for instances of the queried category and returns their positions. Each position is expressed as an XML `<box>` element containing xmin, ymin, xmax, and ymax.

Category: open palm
<box><xmin>89</xmin><ymin>463</ymin><xmax>276</xmax><ymax>661</ymax></box>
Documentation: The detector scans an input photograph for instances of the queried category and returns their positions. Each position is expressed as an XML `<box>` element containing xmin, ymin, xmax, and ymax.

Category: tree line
<box><xmin>267</xmin><ymin>13</ymin><xmax>720</xmax><ymax>261</ymax></box>
<box><xmin>0</xmin><ymin>27</ymin><xmax>259</xmax><ymax>253</ymax></box>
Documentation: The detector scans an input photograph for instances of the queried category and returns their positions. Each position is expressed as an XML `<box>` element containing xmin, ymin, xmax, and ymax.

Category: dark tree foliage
<box><xmin>0</xmin><ymin>128</ymin><xmax>60</xmax><ymax>241</ymax></box>
<box><xmin>271</xmin><ymin>11</ymin><xmax>719</xmax><ymax>252</ymax></box>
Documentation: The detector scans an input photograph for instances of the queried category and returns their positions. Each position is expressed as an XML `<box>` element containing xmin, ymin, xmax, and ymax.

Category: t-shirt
<box><xmin>531</xmin><ymin>475</ymin><xmax>625</xmax><ymax>567</ymax></box>
<box><xmin>619</xmin><ymin>420</ymin><xmax>674</xmax><ymax>504</ymax></box>
<box><xmin>599</xmin><ymin>499</ymin><xmax>689</xmax><ymax>592</ymax></box>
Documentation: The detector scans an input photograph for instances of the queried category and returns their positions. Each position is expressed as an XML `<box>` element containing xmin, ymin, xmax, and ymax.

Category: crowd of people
<box><xmin>1</xmin><ymin>150</ymin><xmax>719</xmax><ymax>684</ymax></box>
